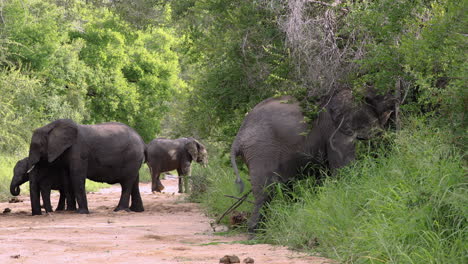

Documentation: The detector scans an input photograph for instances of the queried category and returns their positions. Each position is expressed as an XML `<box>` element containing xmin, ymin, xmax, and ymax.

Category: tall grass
<box><xmin>261</xmin><ymin>119</ymin><xmax>467</xmax><ymax>263</ymax></box>
<box><xmin>191</xmin><ymin>144</ymin><xmax>253</xmax><ymax>226</ymax></box>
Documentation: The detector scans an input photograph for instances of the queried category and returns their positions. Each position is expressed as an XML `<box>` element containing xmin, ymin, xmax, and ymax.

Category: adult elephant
<box><xmin>10</xmin><ymin>157</ymin><xmax>75</xmax><ymax>213</ymax></box>
<box><xmin>26</xmin><ymin>119</ymin><xmax>145</xmax><ymax>215</ymax></box>
<box><xmin>146</xmin><ymin>137</ymin><xmax>208</xmax><ymax>193</ymax></box>
<box><xmin>231</xmin><ymin>89</ymin><xmax>395</xmax><ymax>233</ymax></box>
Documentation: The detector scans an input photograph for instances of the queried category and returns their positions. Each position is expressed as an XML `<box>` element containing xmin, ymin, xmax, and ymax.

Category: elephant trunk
<box><xmin>10</xmin><ymin>172</ymin><xmax>30</xmax><ymax>196</ymax></box>
<box><xmin>10</xmin><ymin>183</ymin><xmax>20</xmax><ymax>196</ymax></box>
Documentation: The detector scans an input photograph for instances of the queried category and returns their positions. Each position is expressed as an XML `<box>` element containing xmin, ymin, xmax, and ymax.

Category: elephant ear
<box><xmin>195</xmin><ymin>139</ymin><xmax>208</xmax><ymax>165</ymax></box>
<box><xmin>185</xmin><ymin>139</ymin><xmax>198</xmax><ymax>162</ymax></box>
<box><xmin>47</xmin><ymin>119</ymin><xmax>78</xmax><ymax>163</ymax></box>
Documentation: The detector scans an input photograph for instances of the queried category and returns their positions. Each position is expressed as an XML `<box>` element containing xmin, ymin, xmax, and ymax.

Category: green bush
<box><xmin>261</xmin><ymin>119</ymin><xmax>466</xmax><ymax>263</ymax></box>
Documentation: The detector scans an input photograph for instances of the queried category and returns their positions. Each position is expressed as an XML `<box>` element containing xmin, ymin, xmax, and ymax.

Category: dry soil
<box><xmin>0</xmin><ymin>175</ymin><xmax>331</xmax><ymax>264</ymax></box>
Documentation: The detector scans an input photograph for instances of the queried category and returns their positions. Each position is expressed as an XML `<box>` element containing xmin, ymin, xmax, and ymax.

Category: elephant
<box><xmin>26</xmin><ymin>119</ymin><xmax>145</xmax><ymax>215</ymax></box>
<box><xmin>10</xmin><ymin>157</ymin><xmax>75</xmax><ymax>213</ymax></box>
<box><xmin>230</xmin><ymin>89</ymin><xmax>395</xmax><ymax>233</ymax></box>
<box><xmin>146</xmin><ymin>137</ymin><xmax>208</xmax><ymax>193</ymax></box>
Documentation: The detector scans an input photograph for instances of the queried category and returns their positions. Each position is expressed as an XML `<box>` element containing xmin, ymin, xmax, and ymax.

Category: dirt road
<box><xmin>0</xmin><ymin>176</ymin><xmax>330</xmax><ymax>264</ymax></box>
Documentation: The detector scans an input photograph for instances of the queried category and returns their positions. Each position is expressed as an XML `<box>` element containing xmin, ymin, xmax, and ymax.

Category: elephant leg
<box><xmin>63</xmin><ymin>176</ymin><xmax>76</xmax><ymax>211</ymax></box>
<box><xmin>151</xmin><ymin>169</ymin><xmax>164</xmax><ymax>193</ymax></box>
<box><xmin>129</xmin><ymin>174</ymin><xmax>144</xmax><ymax>212</ymax></box>
<box><xmin>247</xmin><ymin>167</ymin><xmax>274</xmax><ymax>235</ymax></box>
<box><xmin>70</xmin><ymin>163</ymin><xmax>89</xmax><ymax>214</ymax></box>
<box><xmin>29</xmin><ymin>180</ymin><xmax>42</xmax><ymax>215</ymax></box>
<box><xmin>66</xmin><ymin>191</ymin><xmax>77</xmax><ymax>211</ymax></box>
<box><xmin>115</xmin><ymin>179</ymin><xmax>133</xmax><ymax>212</ymax></box>
<box><xmin>40</xmin><ymin>185</ymin><xmax>53</xmax><ymax>213</ymax></box>
<box><xmin>56</xmin><ymin>189</ymin><xmax>65</xmax><ymax>211</ymax></box>
<box><xmin>177</xmin><ymin>168</ymin><xmax>185</xmax><ymax>193</ymax></box>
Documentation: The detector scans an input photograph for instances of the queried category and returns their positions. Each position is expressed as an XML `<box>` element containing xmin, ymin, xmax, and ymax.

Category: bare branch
<box><xmin>306</xmin><ymin>0</ymin><xmax>348</xmax><ymax>12</ymax></box>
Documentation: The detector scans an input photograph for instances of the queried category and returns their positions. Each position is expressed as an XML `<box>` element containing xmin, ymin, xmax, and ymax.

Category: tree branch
<box><xmin>306</xmin><ymin>0</ymin><xmax>348</xmax><ymax>13</ymax></box>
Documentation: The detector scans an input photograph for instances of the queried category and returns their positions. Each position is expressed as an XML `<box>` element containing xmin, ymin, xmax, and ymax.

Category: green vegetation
<box><xmin>0</xmin><ymin>0</ymin><xmax>465</xmax><ymax>263</ymax></box>
<box><xmin>189</xmin><ymin>143</ymin><xmax>253</xmax><ymax>223</ymax></box>
<box><xmin>262</xmin><ymin>120</ymin><xmax>466</xmax><ymax>263</ymax></box>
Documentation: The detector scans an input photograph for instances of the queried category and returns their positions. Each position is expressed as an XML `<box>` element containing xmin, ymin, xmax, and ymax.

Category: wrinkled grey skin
<box><xmin>231</xmin><ymin>90</ymin><xmax>395</xmax><ymax>233</ymax></box>
<box><xmin>27</xmin><ymin>119</ymin><xmax>145</xmax><ymax>215</ymax></box>
<box><xmin>10</xmin><ymin>157</ymin><xmax>75</xmax><ymax>213</ymax></box>
<box><xmin>146</xmin><ymin>137</ymin><xmax>208</xmax><ymax>193</ymax></box>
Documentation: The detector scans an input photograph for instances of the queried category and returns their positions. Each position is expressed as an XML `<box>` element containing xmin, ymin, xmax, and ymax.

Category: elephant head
<box><xmin>185</xmin><ymin>138</ymin><xmax>208</xmax><ymax>166</ymax></box>
<box><xmin>10</xmin><ymin>157</ymin><xmax>30</xmax><ymax>196</ymax></box>
<box><xmin>327</xmin><ymin>89</ymin><xmax>395</xmax><ymax>140</ymax></box>
<box><xmin>27</xmin><ymin>119</ymin><xmax>78</xmax><ymax>171</ymax></box>
<box><xmin>319</xmin><ymin>89</ymin><xmax>396</xmax><ymax>168</ymax></box>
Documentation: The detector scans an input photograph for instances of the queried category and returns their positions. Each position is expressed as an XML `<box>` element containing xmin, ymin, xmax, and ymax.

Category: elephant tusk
<box><xmin>26</xmin><ymin>164</ymin><xmax>35</xmax><ymax>174</ymax></box>
<box><xmin>329</xmin><ymin>116</ymin><xmax>345</xmax><ymax>160</ymax></box>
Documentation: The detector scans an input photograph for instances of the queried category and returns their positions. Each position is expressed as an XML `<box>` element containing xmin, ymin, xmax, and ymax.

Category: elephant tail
<box><xmin>230</xmin><ymin>142</ymin><xmax>244</xmax><ymax>194</ymax></box>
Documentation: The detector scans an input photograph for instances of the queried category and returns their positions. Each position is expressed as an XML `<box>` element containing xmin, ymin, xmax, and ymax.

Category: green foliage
<box><xmin>170</xmin><ymin>0</ymin><xmax>293</xmax><ymax>141</ymax></box>
<box><xmin>348</xmin><ymin>0</ymin><xmax>466</xmax><ymax>130</ymax></box>
<box><xmin>69</xmin><ymin>8</ymin><xmax>183</xmax><ymax>141</ymax></box>
<box><xmin>261</xmin><ymin>119</ymin><xmax>467</xmax><ymax>263</ymax></box>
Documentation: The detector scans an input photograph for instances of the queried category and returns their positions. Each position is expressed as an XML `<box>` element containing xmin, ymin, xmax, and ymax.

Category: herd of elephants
<box><xmin>9</xmin><ymin>89</ymin><xmax>395</xmax><ymax>233</ymax></box>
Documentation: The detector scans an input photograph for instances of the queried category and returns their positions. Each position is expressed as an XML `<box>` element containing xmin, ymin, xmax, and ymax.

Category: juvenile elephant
<box><xmin>146</xmin><ymin>137</ymin><xmax>208</xmax><ymax>193</ymax></box>
<box><xmin>10</xmin><ymin>157</ymin><xmax>75</xmax><ymax>213</ymax></box>
<box><xmin>231</xmin><ymin>90</ymin><xmax>395</xmax><ymax>233</ymax></box>
<box><xmin>26</xmin><ymin>119</ymin><xmax>145</xmax><ymax>215</ymax></box>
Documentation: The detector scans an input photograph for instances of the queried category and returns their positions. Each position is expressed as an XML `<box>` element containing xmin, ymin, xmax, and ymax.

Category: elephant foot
<box><xmin>77</xmin><ymin>208</ymin><xmax>89</xmax><ymax>214</ymax></box>
<box><xmin>32</xmin><ymin>211</ymin><xmax>42</xmax><ymax>216</ymax></box>
<box><xmin>114</xmin><ymin>206</ymin><xmax>131</xmax><ymax>212</ymax></box>
<box><xmin>55</xmin><ymin>207</ymin><xmax>64</xmax><ymax>212</ymax></box>
<box><xmin>247</xmin><ymin>232</ymin><xmax>257</xmax><ymax>240</ymax></box>
<box><xmin>130</xmin><ymin>205</ymin><xmax>144</xmax><ymax>212</ymax></box>
<box><xmin>66</xmin><ymin>206</ymin><xmax>77</xmax><ymax>211</ymax></box>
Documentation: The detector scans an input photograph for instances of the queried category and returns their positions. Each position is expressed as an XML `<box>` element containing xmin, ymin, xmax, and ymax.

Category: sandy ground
<box><xmin>0</xmin><ymin>175</ymin><xmax>331</xmax><ymax>264</ymax></box>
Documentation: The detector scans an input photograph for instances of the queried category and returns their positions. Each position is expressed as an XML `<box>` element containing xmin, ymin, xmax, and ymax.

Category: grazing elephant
<box><xmin>26</xmin><ymin>119</ymin><xmax>145</xmax><ymax>215</ymax></box>
<box><xmin>146</xmin><ymin>137</ymin><xmax>208</xmax><ymax>193</ymax></box>
<box><xmin>10</xmin><ymin>157</ymin><xmax>75</xmax><ymax>213</ymax></box>
<box><xmin>231</xmin><ymin>90</ymin><xmax>395</xmax><ymax>233</ymax></box>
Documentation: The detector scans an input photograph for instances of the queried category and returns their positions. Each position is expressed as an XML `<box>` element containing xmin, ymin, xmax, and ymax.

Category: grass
<box><xmin>260</xmin><ymin>119</ymin><xmax>467</xmax><ymax>263</ymax></box>
<box><xmin>197</xmin><ymin>119</ymin><xmax>466</xmax><ymax>263</ymax></box>
<box><xmin>191</xmin><ymin>144</ymin><xmax>253</xmax><ymax>226</ymax></box>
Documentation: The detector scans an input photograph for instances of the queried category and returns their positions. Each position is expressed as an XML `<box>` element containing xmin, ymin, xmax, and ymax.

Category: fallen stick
<box><xmin>223</xmin><ymin>195</ymin><xmax>254</xmax><ymax>204</ymax></box>
<box><xmin>215</xmin><ymin>190</ymin><xmax>252</xmax><ymax>225</ymax></box>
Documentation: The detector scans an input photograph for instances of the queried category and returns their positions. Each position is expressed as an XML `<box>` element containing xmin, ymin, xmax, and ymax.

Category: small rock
<box><xmin>230</xmin><ymin>211</ymin><xmax>248</xmax><ymax>227</ymax></box>
<box><xmin>8</xmin><ymin>197</ymin><xmax>22</xmax><ymax>203</ymax></box>
<box><xmin>228</xmin><ymin>255</ymin><xmax>240</xmax><ymax>263</ymax></box>
<box><xmin>219</xmin><ymin>256</ymin><xmax>230</xmax><ymax>264</ymax></box>
<box><xmin>219</xmin><ymin>255</ymin><xmax>240</xmax><ymax>263</ymax></box>
<box><xmin>3</xmin><ymin>208</ymin><xmax>11</xmax><ymax>214</ymax></box>
<box><xmin>10</xmin><ymin>254</ymin><xmax>20</xmax><ymax>259</ymax></box>
<box><xmin>243</xmin><ymin>257</ymin><xmax>254</xmax><ymax>263</ymax></box>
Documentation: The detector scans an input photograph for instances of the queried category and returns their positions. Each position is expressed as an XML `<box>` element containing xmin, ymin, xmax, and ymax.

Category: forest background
<box><xmin>0</xmin><ymin>0</ymin><xmax>466</xmax><ymax>263</ymax></box>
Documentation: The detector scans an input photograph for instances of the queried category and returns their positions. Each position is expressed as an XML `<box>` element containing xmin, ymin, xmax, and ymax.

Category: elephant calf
<box><xmin>146</xmin><ymin>137</ymin><xmax>208</xmax><ymax>193</ymax></box>
<box><xmin>10</xmin><ymin>157</ymin><xmax>75</xmax><ymax>213</ymax></box>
